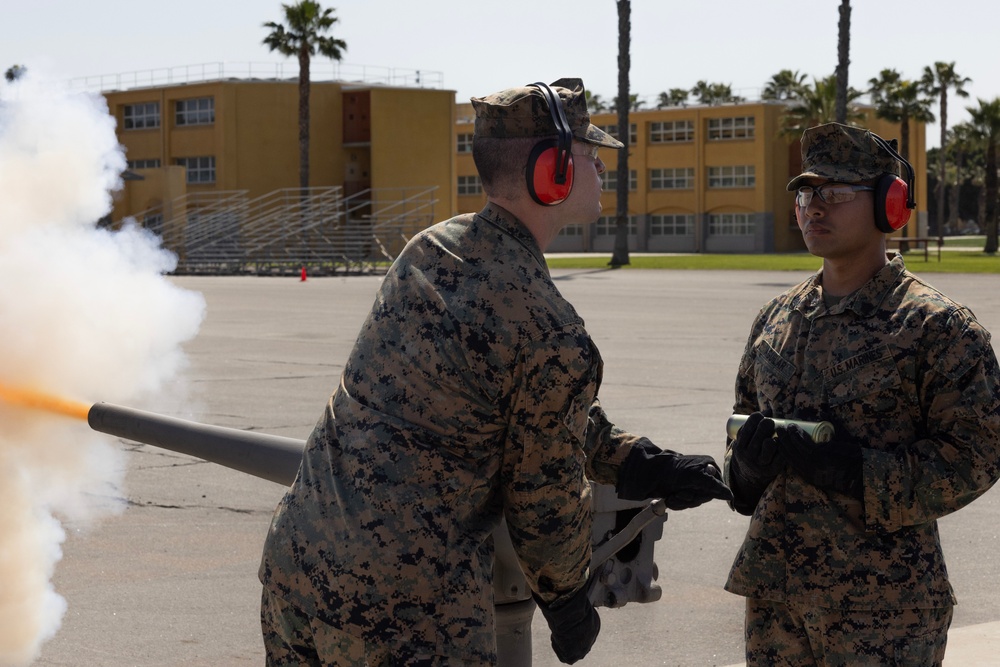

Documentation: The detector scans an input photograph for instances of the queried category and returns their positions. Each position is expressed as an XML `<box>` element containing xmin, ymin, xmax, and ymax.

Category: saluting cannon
<box><xmin>88</xmin><ymin>402</ymin><xmax>668</xmax><ymax>666</ymax></box>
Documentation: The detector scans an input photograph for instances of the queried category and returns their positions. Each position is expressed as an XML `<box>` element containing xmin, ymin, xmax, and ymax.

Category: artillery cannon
<box><xmin>88</xmin><ymin>402</ymin><xmax>668</xmax><ymax>666</ymax></box>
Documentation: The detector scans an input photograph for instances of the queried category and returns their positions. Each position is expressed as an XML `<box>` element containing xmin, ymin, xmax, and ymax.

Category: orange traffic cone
<box><xmin>300</xmin><ymin>266</ymin><xmax>307</xmax><ymax>282</ymax></box>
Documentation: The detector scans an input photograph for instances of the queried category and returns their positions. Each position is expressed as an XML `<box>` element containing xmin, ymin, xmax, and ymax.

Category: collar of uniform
<box><xmin>793</xmin><ymin>254</ymin><xmax>906</xmax><ymax>320</ymax></box>
<box><xmin>476</xmin><ymin>202</ymin><xmax>549</xmax><ymax>273</ymax></box>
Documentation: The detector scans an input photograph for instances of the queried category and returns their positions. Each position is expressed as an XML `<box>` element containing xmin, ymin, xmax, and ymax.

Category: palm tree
<box><xmin>586</xmin><ymin>91</ymin><xmax>609</xmax><ymax>113</ymax></box>
<box><xmin>867</xmin><ymin>69</ymin><xmax>935</xmax><ymax>163</ymax></box>
<box><xmin>835</xmin><ymin>0</ymin><xmax>851</xmax><ymax>123</ymax></box>
<box><xmin>611</xmin><ymin>93</ymin><xmax>643</xmax><ymax>113</ymax></box>
<box><xmin>967</xmin><ymin>98</ymin><xmax>1000</xmax><ymax>253</ymax></box>
<box><xmin>945</xmin><ymin>122</ymin><xmax>978</xmax><ymax>232</ymax></box>
<box><xmin>921</xmin><ymin>62</ymin><xmax>971</xmax><ymax>235</ymax></box>
<box><xmin>762</xmin><ymin>70</ymin><xmax>806</xmax><ymax>101</ymax></box>
<box><xmin>4</xmin><ymin>64</ymin><xmax>26</xmax><ymax>82</ymax></box>
<box><xmin>657</xmin><ymin>88</ymin><xmax>690</xmax><ymax>109</ymax></box>
<box><xmin>609</xmin><ymin>0</ymin><xmax>631</xmax><ymax>267</ymax></box>
<box><xmin>779</xmin><ymin>74</ymin><xmax>863</xmax><ymax>138</ymax></box>
<box><xmin>691</xmin><ymin>81</ymin><xmax>743</xmax><ymax>106</ymax></box>
<box><xmin>263</xmin><ymin>1</ymin><xmax>347</xmax><ymax>190</ymax></box>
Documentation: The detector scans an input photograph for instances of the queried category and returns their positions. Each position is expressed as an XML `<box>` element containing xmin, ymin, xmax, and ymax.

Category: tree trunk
<box><xmin>899</xmin><ymin>120</ymin><xmax>911</xmax><ymax>245</ymax></box>
<box><xmin>985</xmin><ymin>143</ymin><xmax>998</xmax><ymax>253</ymax></box>
<box><xmin>948</xmin><ymin>152</ymin><xmax>964</xmax><ymax>232</ymax></box>
<box><xmin>298</xmin><ymin>48</ymin><xmax>311</xmax><ymax>191</ymax></box>
<box><xmin>936</xmin><ymin>91</ymin><xmax>948</xmax><ymax>237</ymax></box>
<box><xmin>979</xmin><ymin>184</ymin><xmax>987</xmax><ymax>232</ymax></box>
<box><xmin>609</xmin><ymin>0</ymin><xmax>631</xmax><ymax>267</ymax></box>
<box><xmin>835</xmin><ymin>0</ymin><xmax>851</xmax><ymax>124</ymax></box>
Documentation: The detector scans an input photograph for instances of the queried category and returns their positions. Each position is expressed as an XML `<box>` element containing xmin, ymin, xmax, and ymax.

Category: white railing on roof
<box><xmin>67</xmin><ymin>61</ymin><xmax>444</xmax><ymax>94</ymax></box>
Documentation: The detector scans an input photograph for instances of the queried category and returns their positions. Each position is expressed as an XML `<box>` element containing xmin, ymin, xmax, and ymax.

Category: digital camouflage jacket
<box><xmin>725</xmin><ymin>255</ymin><xmax>1000</xmax><ymax>610</ymax></box>
<box><xmin>259</xmin><ymin>203</ymin><xmax>636</xmax><ymax>660</ymax></box>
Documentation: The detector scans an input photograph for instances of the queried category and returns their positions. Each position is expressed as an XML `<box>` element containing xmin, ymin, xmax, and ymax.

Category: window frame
<box><xmin>707</xmin><ymin>165</ymin><xmax>756</xmax><ymax>188</ymax></box>
<box><xmin>707</xmin><ymin>116</ymin><xmax>755</xmax><ymax>141</ymax></box>
<box><xmin>175</xmin><ymin>97</ymin><xmax>215</xmax><ymax>126</ymax></box>
<box><xmin>175</xmin><ymin>156</ymin><xmax>216</xmax><ymax>183</ymax></box>
<box><xmin>123</xmin><ymin>102</ymin><xmax>161</xmax><ymax>130</ymax></box>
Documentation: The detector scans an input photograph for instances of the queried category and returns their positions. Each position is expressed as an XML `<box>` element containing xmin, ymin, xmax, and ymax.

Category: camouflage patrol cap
<box><xmin>786</xmin><ymin>122</ymin><xmax>900</xmax><ymax>191</ymax></box>
<box><xmin>471</xmin><ymin>78</ymin><xmax>624</xmax><ymax>149</ymax></box>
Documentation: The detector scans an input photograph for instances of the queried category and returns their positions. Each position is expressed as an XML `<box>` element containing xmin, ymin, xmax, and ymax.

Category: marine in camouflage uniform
<box><xmin>724</xmin><ymin>123</ymin><xmax>1000</xmax><ymax>666</ymax></box>
<box><xmin>259</xmin><ymin>78</ymin><xmax>732</xmax><ymax>665</ymax></box>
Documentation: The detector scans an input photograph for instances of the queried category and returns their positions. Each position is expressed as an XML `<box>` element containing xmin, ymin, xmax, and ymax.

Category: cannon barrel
<box><xmin>86</xmin><ymin>401</ymin><xmax>537</xmax><ymax>664</ymax></box>
<box><xmin>88</xmin><ymin>402</ymin><xmax>305</xmax><ymax>485</ymax></box>
<box><xmin>87</xmin><ymin>401</ymin><xmax>666</xmax><ymax>666</ymax></box>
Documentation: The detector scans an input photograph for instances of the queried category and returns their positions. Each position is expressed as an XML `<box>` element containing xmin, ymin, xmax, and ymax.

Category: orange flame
<box><xmin>0</xmin><ymin>381</ymin><xmax>91</xmax><ymax>421</ymax></box>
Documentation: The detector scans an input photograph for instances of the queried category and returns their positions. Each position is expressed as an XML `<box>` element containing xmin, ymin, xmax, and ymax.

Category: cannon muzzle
<box><xmin>88</xmin><ymin>402</ymin><xmax>304</xmax><ymax>486</ymax></box>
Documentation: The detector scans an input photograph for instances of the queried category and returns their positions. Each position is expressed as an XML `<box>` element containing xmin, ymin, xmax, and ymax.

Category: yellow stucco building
<box><xmin>104</xmin><ymin>76</ymin><xmax>455</xmax><ymax>269</ymax></box>
<box><xmin>102</xmin><ymin>72</ymin><xmax>925</xmax><ymax>265</ymax></box>
<box><xmin>457</xmin><ymin>101</ymin><xmax>926</xmax><ymax>253</ymax></box>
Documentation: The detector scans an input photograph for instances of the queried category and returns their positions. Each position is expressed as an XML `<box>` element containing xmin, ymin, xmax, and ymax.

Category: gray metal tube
<box><xmin>88</xmin><ymin>402</ymin><xmax>304</xmax><ymax>486</ymax></box>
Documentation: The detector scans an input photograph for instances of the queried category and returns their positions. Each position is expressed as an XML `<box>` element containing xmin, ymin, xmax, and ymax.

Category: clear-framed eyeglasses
<box><xmin>796</xmin><ymin>183</ymin><xmax>875</xmax><ymax>208</ymax></box>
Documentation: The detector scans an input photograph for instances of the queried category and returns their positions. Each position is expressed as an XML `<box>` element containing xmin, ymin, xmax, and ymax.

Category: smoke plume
<box><xmin>0</xmin><ymin>71</ymin><xmax>205</xmax><ymax>665</ymax></box>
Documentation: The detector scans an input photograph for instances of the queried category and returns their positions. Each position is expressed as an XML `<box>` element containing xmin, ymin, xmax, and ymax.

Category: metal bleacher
<box><xmin>126</xmin><ymin>186</ymin><xmax>438</xmax><ymax>275</ymax></box>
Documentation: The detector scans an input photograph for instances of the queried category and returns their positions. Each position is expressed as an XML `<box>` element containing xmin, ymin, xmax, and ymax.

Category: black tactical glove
<box><xmin>774</xmin><ymin>424</ymin><xmax>864</xmax><ymax>499</ymax></box>
<box><xmin>534</xmin><ymin>580</ymin><xmax>600</xmax><ymax>664</ymax></box>
<box><xmin>728</xmin><ymin>412</ymin><xmax>784</xmax><ymax>515</ymax></box>
<box><xmin>616</xmin><ymin>440</ymin><xmax>733</xmax><ymax>510</ymax></box>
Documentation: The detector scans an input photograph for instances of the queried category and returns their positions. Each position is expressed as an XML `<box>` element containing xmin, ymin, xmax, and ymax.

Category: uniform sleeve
<box><xmin>501</xmin><ymin>329</ymin><xmax>599</xmax><ymax>606</ymax></box>
<box><xmin>865</xmin><ymin>309</ymin><xmax>1000</xmax><ymax>532</ymax></box>
<box><xmin>585</xmin><ymin>398</ymin><xmax>652</xmax><ymax>486</ymax></box>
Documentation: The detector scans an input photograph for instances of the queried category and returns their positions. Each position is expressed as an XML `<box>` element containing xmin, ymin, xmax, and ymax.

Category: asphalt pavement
<box><xmin>35</xmin><ymin>266</ymin><xmax>1000</xmax><ymax>666</ymax></box>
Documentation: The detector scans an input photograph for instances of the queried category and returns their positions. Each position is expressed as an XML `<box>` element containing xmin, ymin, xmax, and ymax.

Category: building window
<box><xmin>175</xmin><ymin>156</ymin><xmax>216</xmax><ymax>183</ymax></box>
<box><xmin>558</xmin><ymin>224</ymin><xmax>583</xmax><ymax>237</ymax></box>
<box><xmin>650</xmin><ymin>167</ymin><xmax>695</xmax><ymax>190</ymax></box>
<box><xmin>458</xmin><ymin>175</ymin><xmax>482</xmax><ymax>195</ymax></box>
<box><xmin>175</xmin><ymin>97</ymin><xmax>215</xmax><ymax>126</ymax></box>
<box><xmin>123</xmin><ymin>102</ymin><xmax>160</xmax><ymax>130</ymax></box>
<box><xmin>596</xmin><ymin>215</ymin><xmax>638</xmax><ymax>236</ymax></box>
<box><xmin>127</xmin><ymin>158</ymin><xmax>162</xmax><ymax>169</ymax></box>
<box><xmin>708</xmin><ymin>165</ymin><xmax>755</xmax><ymax>188</ymax></box>
<box><xmin>649</xmin><ymin>120</ymin><xmax>694</xmax><ymax>143</ymax></box>
<box><xmin>597</xmin><ymin>123</ymin><xmax>637</xmax><ymax>145</ymax></box>
<box><xmin>143</xmin><ymin>213</ymin><xmax>164</xmax><ymax>234</ymax></box>
<box><xmin>707</xmin><ymin>116</ymin><xmax>755</xmax><ymax>140</ymax></box>
<box><xmin>602</xmin><ymin>170</ymin><xmax>637</xmax><ymax>191</ymax></box>
<box><xmin>709</xmin><ymin>212</ymin><xmax>754</xmax><ymax>235</ymax></box>
<box><xmin>650</xmin><ymin>214</ymin><xmax>695</xmax><ymax>236</ymax></box>
<box><xmin>457</xmin><ymin>133</ymin><xmax>473</xmax><ymax>153</ymax></box>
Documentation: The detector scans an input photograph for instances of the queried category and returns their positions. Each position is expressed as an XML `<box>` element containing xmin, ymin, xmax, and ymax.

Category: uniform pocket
<box><xmin>753</xmin><ymin>340</ymin><xmax>797</xmax><ymax>405</ymax></box>
<box><xmin>824</xmin><ymin>346</ymin><xmax>901</xmax><ymax>413</ymax></box>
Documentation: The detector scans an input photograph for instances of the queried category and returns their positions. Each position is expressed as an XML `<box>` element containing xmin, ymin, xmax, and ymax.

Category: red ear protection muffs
<box><xmin>870</xmin><ymin>134</ymin><xmax>916</xmax><ymax>233</ymax></box>
<box><xmin>525</xmin><ymin>82</ymin><xmax>574</xmax><ymax>206</ymax></box>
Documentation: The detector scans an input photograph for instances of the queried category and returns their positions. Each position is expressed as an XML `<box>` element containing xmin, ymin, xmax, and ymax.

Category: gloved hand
<box><xmin>728</xmin><ymin>412</ymin><xmax>784</xmax><ymax>514</ymax></box>
<box><xmin>774</xmin><ymin>424</ymin><xmax>864</xmax><ymax>499</ymax></box>
<box><xmin>534</xmin><ymin>579</ymin><xmax>600</xmax><ymax>664</ymax></box>
<box><xmin>616</xmin><ymin>440</ymin><xmax>733</xmax><ymax>510</ymax></box>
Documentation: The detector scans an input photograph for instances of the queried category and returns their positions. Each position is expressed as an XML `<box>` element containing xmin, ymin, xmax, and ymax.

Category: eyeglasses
<box><xmin>796</xmin><ymin>184</ymin><xmax>875</xmax><ymax>207</ymax></box>
<box><xmin>572</xmin><ymin>144</ymin><xmax>600</xmax><ymax>160</ymax></box>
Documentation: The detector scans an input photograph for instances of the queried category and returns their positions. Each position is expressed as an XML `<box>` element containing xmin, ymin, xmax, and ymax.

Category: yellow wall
<box><xmin>368</xmin><ymin>87</ymin><xmax>456</xmax><ymax>213</ymax></box>
<box><xmin>105</xmin><ymin>80</ymin><xmax>455</xmax><ymax>220</ymax></box>
<box><xmin>102</xmin><ymin>82</ymin><xmax>926</xmax><ymax>255</ymax></box>
<box><xmin>453</xmin><ymin>100</ymin><xmax>927</xmax><ymax>253</ymax></box>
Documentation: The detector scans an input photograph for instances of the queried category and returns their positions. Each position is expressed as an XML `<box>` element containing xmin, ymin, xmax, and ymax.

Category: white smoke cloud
<box><xmin>0</xmin><ymin>72</ymin><xmax>205</xmax><ymax>665</ymax></box>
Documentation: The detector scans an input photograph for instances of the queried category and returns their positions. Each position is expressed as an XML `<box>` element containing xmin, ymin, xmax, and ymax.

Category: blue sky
<box><xmin>4</xmin><ymin>0</ymin><xmax>996</xmax><ymax>147</ymax></box>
